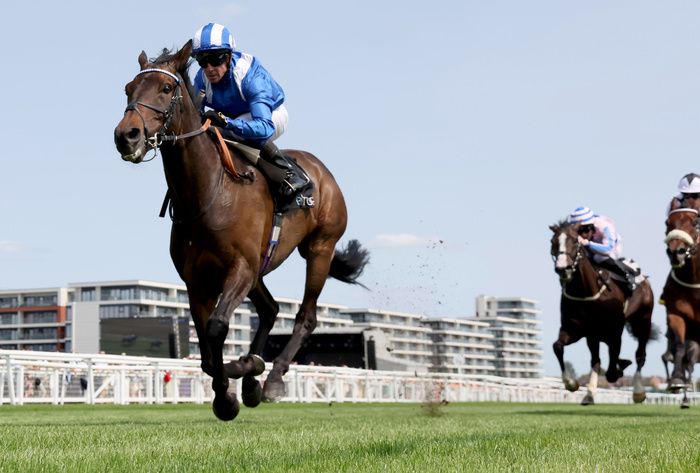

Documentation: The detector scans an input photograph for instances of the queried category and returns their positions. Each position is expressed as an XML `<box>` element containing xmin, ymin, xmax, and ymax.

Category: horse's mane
<box><xmin>551</xmin><ymin>219</ymin><xmax>573</xmax><ymax>232</ymax></box>
<box><xmin>151</xmin><ymin>48</ymin><xmax>197</xmax><ymax>106</ymax></box>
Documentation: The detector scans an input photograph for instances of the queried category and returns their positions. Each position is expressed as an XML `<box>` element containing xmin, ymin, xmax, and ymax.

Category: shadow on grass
<box><xmin>517</xmin><ymin>408</ymin><xmax>686</xmax><ymax>418</ymax></box>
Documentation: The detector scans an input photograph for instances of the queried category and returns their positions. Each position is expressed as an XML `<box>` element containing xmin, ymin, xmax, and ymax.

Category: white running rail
<box><xmin>0</xmin><ymin>350</ymin><xmax>694</xmax><ymax>406</ymax></box>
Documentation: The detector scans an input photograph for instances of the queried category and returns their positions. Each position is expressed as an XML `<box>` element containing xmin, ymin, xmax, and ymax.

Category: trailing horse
<box><xmin>549</xmin><ymin>221</ymin><xmax>654</xmax><ymax>404</ymax></box>
<box><xmin>114</xmin><ymin>42</ymin><xmax>369</xmax><ymax>420</ymax></box>
<box><xmin>662</xmin><ymin>208</ymin><xmax>700</xmax><ymax>408</ymax></box>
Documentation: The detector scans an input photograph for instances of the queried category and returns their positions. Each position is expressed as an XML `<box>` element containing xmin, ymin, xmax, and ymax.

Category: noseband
<box><xmin>665</xmin><ymin>209</ymin><xmax>700</xmax><ymax>269</ymax></box>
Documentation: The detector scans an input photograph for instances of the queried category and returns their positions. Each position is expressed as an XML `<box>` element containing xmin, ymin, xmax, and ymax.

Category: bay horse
<box><xmin>662</xmin><ymin>208</ymin><xmax>700</xmax><ymax>407</ymax></box>
<box><xmin>113</xmin><ymin>41</ymin><xmax>369</xmax><ymax>421</ymax></box>
<box><xmin>549</xmin><ymin>221</ymin><xmax>654</xmax><ymax>404</ymax></box>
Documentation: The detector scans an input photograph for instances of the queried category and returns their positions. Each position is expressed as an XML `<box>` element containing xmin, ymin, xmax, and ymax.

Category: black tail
<box><xmin>625</xmin><ymin>321</ymin><xmax>661</xmax><ymax>342</ymax></box>
<box><xmin>328</xmin><ymin>239</ymin><xmax>370</xmax><ymax>289</ymax></box>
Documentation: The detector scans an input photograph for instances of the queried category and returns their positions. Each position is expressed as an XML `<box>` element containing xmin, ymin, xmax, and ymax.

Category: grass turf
<box><xmin>0</xmin><ymin>402</ymin><xmax>698</xmax><ymax>472</ymax></box>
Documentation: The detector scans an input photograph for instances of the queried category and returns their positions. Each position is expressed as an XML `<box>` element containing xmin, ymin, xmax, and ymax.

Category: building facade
<box><xmin>0</xmin><ymin>281</ymin><xmax>543</xmax><ymax>377</ymax></box>
<box><xmin>474</xmin><ymin>295</ymin><xmax>543</xmax><ymax>378</ymax></box>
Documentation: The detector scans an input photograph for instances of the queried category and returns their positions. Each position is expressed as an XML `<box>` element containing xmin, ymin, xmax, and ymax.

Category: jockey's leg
<box><xmin>598</xmin><ymin>257</ymin><xmax>638</xmax><ymax>292</ymax></box>
<box><xmin>259</xmin><ymin>140</ymin><xmax>312</xmax><ymax>198</ymax></box>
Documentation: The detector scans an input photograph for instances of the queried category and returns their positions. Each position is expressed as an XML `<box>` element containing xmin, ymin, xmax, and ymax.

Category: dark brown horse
<box><xmin>662</xmin><ymin>208</ymin><xmax>700</xmax><ymax>407</ymax></box>
<box><xmin>549</xmin><ymin>221</ymin><xmax>654</xmax><ymax>404</ymax></box>
<box><xmin>113</xmin><ymin>42</ymin><xmax>369</xmax><ymax>421</ymax></box>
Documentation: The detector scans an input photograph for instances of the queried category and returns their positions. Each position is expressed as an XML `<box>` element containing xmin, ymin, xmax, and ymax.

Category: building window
<box><xmin>24</xmin><ymin>295</ymin><xmax>57</xmax><ymax>306</ymax></box>
<box><xmin>0</xmin><ymin>313</ymin><xmax>18</xmax><ymax>325</ymax></box>
<box><xmin>24</xmin><ymin>327</ymin><xmax>57</xmax><ymax>340</ymax></box>
<box><xmin>99</xmin><ymin>304</ymin><xmax>151</xmax><ymax>319</ymax></box>
<box><xmin>0</xmin><ymin>297</ymin><xmax>19</xmax><ymax>308</ymax></box>
<box><xmin>80</xmin><ymin>288</ymin><xmax>96</xmax><ymax>301</ymax></box>
<box><xmin>23</xmin><ymin>311</ymin><xmax>57</xmax><ymax>324</ymax></box>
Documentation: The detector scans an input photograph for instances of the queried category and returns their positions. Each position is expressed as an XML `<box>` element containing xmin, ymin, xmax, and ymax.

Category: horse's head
<box><xmin>549</xmin><ymin>221</ymin><xmax>582</xmax><ymax>283</ymax></box>
<box><xmin>114</xmin><ymin>41</ymin><xmax>193</xmax><ymax>163</ymax></box>
<box><xmin>665</xmin><ymin>208</ymin><xmax>700</xmax><ymax>268</ymax></box>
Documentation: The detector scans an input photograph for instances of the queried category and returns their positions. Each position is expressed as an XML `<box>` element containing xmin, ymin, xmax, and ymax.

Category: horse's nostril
<box><xmin>126</xmin><ymin>128</ymin><xmax>141</xmax><ymax>141</ymax></box>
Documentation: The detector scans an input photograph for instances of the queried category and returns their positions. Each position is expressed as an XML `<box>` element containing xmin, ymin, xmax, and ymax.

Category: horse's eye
<box><xmin>163</xmin><ymin>84</ymin><xmax>173</xmax><ymax>93</ymax></box>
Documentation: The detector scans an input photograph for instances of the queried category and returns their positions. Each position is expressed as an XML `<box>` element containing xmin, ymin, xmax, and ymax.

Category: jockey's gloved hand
<box><xmin>577</xmin><ymin>236</ymin><xmax>590</xmax><ymax>246</ymax></box>
<box><xmin>203</xmin><ymin>110</ymin><xmax>228</xmax><ymax>128</ymax></box>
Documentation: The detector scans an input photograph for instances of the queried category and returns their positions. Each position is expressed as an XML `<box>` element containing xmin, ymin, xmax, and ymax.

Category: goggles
<box><xmin>577</xmin><ymin>224</ymin><xmax>595</xmax><ymax>235</ymax></box>
<box><xmin>196</xmin><ymin>52</ymin><xmax>228</xmax><ymax>68</ymax></box>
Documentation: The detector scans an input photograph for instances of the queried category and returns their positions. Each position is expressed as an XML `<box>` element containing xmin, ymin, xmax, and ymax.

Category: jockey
<box><xmin>191</xmin><ymin>22</ymin><xmax>312</xmax><ymax>206</ymax></box>
<box><xmin>667</xmin><ymin>173</ymin><xmax>700</xmax><ymax>214</ymax></box>
<box><xmin>568</xmin><ymin>206</ymin><xmax>639</xmax><ymax>292</ymax></box>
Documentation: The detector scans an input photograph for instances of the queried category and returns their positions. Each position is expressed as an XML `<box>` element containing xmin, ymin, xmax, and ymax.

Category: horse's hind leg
<box><xmin>233</xmin><ymin>280</ymin><xmax>279</xmax><ymax>408</ymax></box>
<box><xmin>605</xmin><ymin>326</ymin><xmax>626</xmax><ymax>383</ymax></box>
<box><xmin>263</xmin><ymin>240</ymin><xmax>334</xmax><ymax>402</ymax></box>
<box><xmin>581</xmin><ymin>338</ymin><xmax>600</xmax><ymax>405</ymax></box>
<box><xmin>629</xmin><ymin>310</ymin><xmax>652</xmax><ymax>403</ymax></box>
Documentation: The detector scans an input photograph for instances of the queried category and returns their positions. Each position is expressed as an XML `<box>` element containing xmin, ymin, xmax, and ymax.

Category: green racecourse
<box><xmin>0</xmin><ymin>402</ymin><xmax>698</xmax><ymax>472</ymax></box>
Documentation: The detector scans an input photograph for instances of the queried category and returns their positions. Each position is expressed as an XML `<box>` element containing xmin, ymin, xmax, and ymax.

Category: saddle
<box><xmin>213</xmin><ymin>129</ymin><xmax>314</xmax><ymax>213</ymax></box>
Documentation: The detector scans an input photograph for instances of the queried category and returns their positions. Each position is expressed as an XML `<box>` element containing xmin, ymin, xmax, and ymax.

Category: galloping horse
<box><xmin>114</xmin><ymin>42</ymin><xmax>369</xmax><ymax>421</ymax></box>
<box><xmin>549</xmin><ymin>221</ymin><xmax>654</xmax><ymax>404</ymax></box>
<box><xmin>662</xmin><ymin>208</ymin><xmax>700</xmax><ymax>407</ymax></box>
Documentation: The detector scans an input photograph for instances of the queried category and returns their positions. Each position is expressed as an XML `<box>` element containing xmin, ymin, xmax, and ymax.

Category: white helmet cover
<box><xmin>678</xmin><ymin>173</ymin><xmax>700</xmax><ymax>194</ymax></box>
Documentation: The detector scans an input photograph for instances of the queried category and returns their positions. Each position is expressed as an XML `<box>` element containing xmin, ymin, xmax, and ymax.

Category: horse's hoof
<box><xmin>246</xmin><ymin>354</ymin><xmax>266</xmax><ymax>376</ymax></box>
<box><xmin>241</xmin><ymin>375</ymin><xmax>263</xmax><ymax>408</ymax></box>
<box><xmin>632</xmin><ymin>391</ymin><xmax>646</xmax><ymax>404</ymax></box>
<box><xmin>564</xmin><ymin>379</ymin><xmax>579</xmax><ymax>392</ymax></box>
<box><xmin>669</xmin><ymin>378</ymin><xmax>686</xmax><ymax>393</ymax></box>
<box><xmin>617</xmin><ymin>359</ymin><xmax>632</xmax><ymax>372</ymax></box>
<box><xmin>262</xmin><ymin>378</ymin><xmax>286</xmax><ymax>402</ymax></box>
<box><xmin>581</xmin><ymin>394</ymin><xmax>594</xmax><ymax>405</ymax></box>
<box><xmin>212</xmin><ymin>391</ymin><xmax>240</xmax><ymax>421</ymax></box>
<box><xmin>606</xmin><ymin>370</ymin><xmax>621</xmax><ymax>384</ymax></box>
<box><xmin>681</xmin><ymin>400</ymin><xmax>691</xmax><ymax>409</ymax></box>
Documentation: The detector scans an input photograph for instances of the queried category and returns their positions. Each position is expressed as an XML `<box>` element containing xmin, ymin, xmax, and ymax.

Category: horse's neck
<box><xmin>161</xmin><ymin>113</ymin><xmax>224</xmax><ymax>213</ymax></box>
<box><xmin>570</xmin><ymin>257</ymin><xmax>602</xmax><ymax>292</ymax></box>
<box><xmin>680</xmin><ymin>253</ymin><xmax>700</xmax><ymax>283</ymax></box>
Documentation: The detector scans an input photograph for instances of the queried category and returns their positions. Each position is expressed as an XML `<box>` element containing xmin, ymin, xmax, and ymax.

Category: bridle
<box><xmin>552</xmin><ymin>231</ymin><xmax>583</xmax><ymax>283</ymax></box>
<box><xmin>665</xmin><ymin>208</ymin><xmax>700</xmax><ymax>283</ymax></box>
<box><xmin>123</xmin><ymin>68</ymin><xmax>209</xmax><ymax>161</ymax></box>
<box><xmin>552</xmin><ymin>228</ymin><xmax>608</xmax><ymax>301</ymax></box>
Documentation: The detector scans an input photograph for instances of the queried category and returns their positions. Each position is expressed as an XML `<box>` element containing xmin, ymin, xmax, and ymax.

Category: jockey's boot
<box><xmin>613</xmin><ymin>259</ymin><xmax>638</xmax><ymax>293</ymax></box>
<box><xmin>257</xmin><ymin>141</ymin><xmax>313</xmax><ymax>205</ymax></box>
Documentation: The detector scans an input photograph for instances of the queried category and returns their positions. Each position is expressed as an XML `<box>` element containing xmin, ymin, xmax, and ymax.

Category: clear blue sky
<box><xmin>2</xmin><ymin>1</ymin><xmax>699</xmax><ymax>377</ymax></box>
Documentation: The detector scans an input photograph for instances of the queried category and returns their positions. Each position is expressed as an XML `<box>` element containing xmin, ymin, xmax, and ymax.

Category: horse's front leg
<box><xmin>581</xmin><ymin>338</ymin><xmax>600</xmax><ymax>405</ymax></box>
<box><xmin>185</xmin><ymin>291</ymin><xmax>217</xmax><ymax>376</ymax></box>
<box><xmin>667</xmin><ymin>313</ymin><xmax>688</xmax><ymax>392</ymax></box>
<box><xmin>207</xmin><ymin>265</ymin><xmax>255</xmax><ymax>421</ymax></box>
<box><xmin>681</xmin><ymin>340</ymin><xmax>699</xmax><ymax>409</ymax></box>
<box><xmin>553</xmin><ymin>328</ymin><xmax>582</xmax><ymax>392</ymax></box>
<box><xmin>263</xmin><ymin>244</ymin><xmax>333</xmax><ymax>402</ymax></box>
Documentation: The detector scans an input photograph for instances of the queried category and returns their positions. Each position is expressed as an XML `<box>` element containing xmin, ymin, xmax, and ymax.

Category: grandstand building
<box><xmin>421</xmin><ymin>317</ymin><xmax>496</xmax><ymax>375</ymax></box>
<box><xmin>0</xmin><ymin>281</ymin><xmax>543</xmax><ymax>377</ymax></box>
<box><xmin>474</xmin><ymin>295</ymin><xmax>543</xmax><ymax>378</ymax></box>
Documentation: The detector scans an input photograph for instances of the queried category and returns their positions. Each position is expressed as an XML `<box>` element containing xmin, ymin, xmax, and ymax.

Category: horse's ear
<box><xmin>173</xmin><ymin>40</ymin><xmax>193</xmax><ymax>69</ymax></box>
<box><xmin>138</xmin><ymin>51</ymin><xmax>148</xmax><ymax>69</ymax></box>
<box><xmin>549</xmin><ymin>225</ymin><xmax>557</xmax><ymax>232</ymax></box>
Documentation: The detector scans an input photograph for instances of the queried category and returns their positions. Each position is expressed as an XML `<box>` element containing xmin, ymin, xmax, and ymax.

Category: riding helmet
<box><xmin>192</xmin><ymin>23</ymin><xmax>235</xmax><ymax>54</ymax></box>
